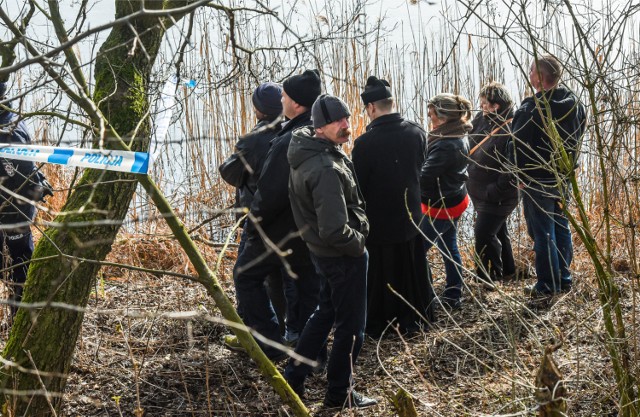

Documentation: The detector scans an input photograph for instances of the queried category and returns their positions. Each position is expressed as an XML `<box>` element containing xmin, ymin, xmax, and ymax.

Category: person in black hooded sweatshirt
<box><xmin>352</xmin><ymin>76</ymin><xmax>434</xmax><ymax>338</ymax></box>
<box><xmin>218</xmin><ymin>82</ymin><xmax>287</xmax><ymax>334</ymax></box>
<box><xmin>467</xmin><ymin>82</ymin><xmax>519</xmax><ymax>283</ymax></box>
<box><xmin>512</xmin><ymin>55</ymin><xmax>586</xmax><ymax>297</ymax></box>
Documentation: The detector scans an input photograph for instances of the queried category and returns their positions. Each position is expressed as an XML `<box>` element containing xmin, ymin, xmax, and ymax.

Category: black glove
<box><xmin>31</xmin><ymin>171</ymin><xmax>54</xmax><ymax>202</ymax></box>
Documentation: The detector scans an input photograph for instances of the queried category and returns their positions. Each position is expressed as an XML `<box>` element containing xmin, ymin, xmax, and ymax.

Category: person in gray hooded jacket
<box><xmin>285</xmin><ymin>94</ymin><xmax>376</xmax><ymax>409</ymax></box>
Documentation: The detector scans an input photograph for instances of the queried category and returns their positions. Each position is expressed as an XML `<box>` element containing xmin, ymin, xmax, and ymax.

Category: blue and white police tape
<box><xmin>0</xmin><ymin>144</ymin><xmax>151</xmax><ymax>174</ymax></box>
<box><xmin>151</xmin><ymin>76</ymin><xmax>194</xmax><ymax>159</ymax></box>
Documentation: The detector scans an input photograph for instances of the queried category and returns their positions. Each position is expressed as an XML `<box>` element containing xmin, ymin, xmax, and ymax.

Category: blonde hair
<box><xmin>428</xmin><ymin>93</ymin><xmax>472</xmax><ymax>123</ymax></box>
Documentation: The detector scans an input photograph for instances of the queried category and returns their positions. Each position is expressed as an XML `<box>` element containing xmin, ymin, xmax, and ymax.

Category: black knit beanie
<box><xmin>283</xmin><ymin>69</ymin><xmax>322</xmax><ymax>108</ymax></box>
<box><xmin>311</xmin><ymin>94</ymin><xmax>351</xmax><ymax>128</ymax></box>
<box><xmin>252</xmin><ymin>82</ymin><xmax>283</xmax><ymax>117</ymax></box>
<box><xmin>360</xmin><ymin>76</ymin><xmax>392</xmax><ymax>105</ymax></box>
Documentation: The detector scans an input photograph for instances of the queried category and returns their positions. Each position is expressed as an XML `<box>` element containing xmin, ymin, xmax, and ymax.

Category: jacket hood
<box><xmin>531</xmin><ymin>86</ymin><xmax>581</xmax><ymax>119</ymax></box>
<box><xmin>288</xmin><ymin>126</ymin><xmax>339</xmax><ymax>169</ymax></box>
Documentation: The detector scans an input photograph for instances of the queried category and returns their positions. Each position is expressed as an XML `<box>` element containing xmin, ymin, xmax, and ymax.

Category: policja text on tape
<box><xmin>0</xmin><ymin>144</ymin><xmax>151</xmax><ymax>174</ymax></box>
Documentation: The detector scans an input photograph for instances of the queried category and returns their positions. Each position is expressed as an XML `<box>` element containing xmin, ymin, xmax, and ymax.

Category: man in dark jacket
<box><xmin>223</xmin><ymin>70</ymin><xmax>323</xmax><ymax>360</ymax></box>
<box><xmin>284</xmin><ymin>94</ymin><xmax>376</xmax><ymax>409</ymax></box>
<box><xmin>512</xmin><ymin>55</ymin><xmax>586</xmax><ymax>296</ymax></box>
<box><xmin>0</xmin><ymin>82</ymin><xmax>48</xmax><ymax>320</ymax></box>
<box><xmin>218</xmin><ymin>82</ymin><xmax>286</xmax><ymax>333</ymax></box>
<box><xmin>219</xmin><ymin>82</ymin><xmax>283</xmax><ymax>218</ymax></box>
<box><xmin>351</xmin><ymin>76</ymin><xmax>433</xmax><ymax>338</ymax></box>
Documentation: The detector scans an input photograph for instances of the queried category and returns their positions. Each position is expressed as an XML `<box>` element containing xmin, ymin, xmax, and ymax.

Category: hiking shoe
<box><xmin>223</xmin><ymin>334</ymin><xmax>246</xmax><ymax>353</ymax></box>
<box><xmin>523</xmin><ymin>283</ymin><xmax>554</xmax><ymax>298</ymax></box>
<box><xmin>268</xmin><ymin>350</ymin><xmax>289</xmax><ymax>362</ymax></box>
<box><xmin>323</xmin><ymin>390</ymin><xmax>378</xmax><ymax>409</ymax></box>
<box><xmin>286</xmin><ymin>379</ymin><xmax>305</xmax><ymax>397</ymax></box>
<box><xmin>524</xmin><ymin>280</ymin><xmax>573</xmax><ymax>297</ymax></box>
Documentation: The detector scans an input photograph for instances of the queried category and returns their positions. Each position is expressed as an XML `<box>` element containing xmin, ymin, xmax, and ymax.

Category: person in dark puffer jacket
<box><xmin>219</xmin><ymin>82</ymin><xmax>283</xmax><ymax>217</ymax></box>
<box><xmin>218</xmin><ymin>82</ymin><xmax>287</xmax><ymax>334</ymax></box>
<box><xmin>284</xmin><ymin>94</ymin><xmax>377</xmax><ymax>409</ymax></box>
<box><xmin>467</xmin><ymin>82</ymin><xmax>519</xmax><ymax>283</ymax></box>
<box><xmin>420</xmin><ymin>93</ymin><xmax>472</xmax><ymax>310</ymax></box>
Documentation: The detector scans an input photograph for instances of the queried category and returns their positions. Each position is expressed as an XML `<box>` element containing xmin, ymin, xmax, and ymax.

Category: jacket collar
<box><xmin>279</xmin><ymin>110</ymin><xmax>312</xmax><ymax>136</ymax></box>
<box><xmin>295</xmin><ymin>126</ymin><xmax>345</xmax><ymax>154</ymax></box>
<box><xmin>366</xmin><ymin>112</ymin><xmax>403</xmax><ymax>131</ymax></box>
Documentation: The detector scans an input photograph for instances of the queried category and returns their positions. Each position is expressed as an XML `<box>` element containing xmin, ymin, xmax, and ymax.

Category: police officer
<box><xmin>0</xmin><ymin>82</ymin><xmax>51</xmax><ymax>322</ymax></box>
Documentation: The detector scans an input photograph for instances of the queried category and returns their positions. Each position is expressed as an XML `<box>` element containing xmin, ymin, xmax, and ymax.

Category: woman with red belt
<box><xmin>420</xmin><ymin>93</ymin><xmax>472</xmax><ymax>310</ymax></box>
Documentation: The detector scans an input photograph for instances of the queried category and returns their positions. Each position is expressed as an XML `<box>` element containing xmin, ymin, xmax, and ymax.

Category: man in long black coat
<box><xmin>223</xmin><ymin>70</ymin><xmax>323</xmax><ymax>360</ymax></box>
<box><xmin>352</xmin><ymin>76</ymin><xmax>434</xmax><ymax>338</ymax></box>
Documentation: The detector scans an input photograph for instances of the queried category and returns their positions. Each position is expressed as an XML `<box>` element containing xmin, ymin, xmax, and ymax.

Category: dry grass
<box><xmin>34</xmin><ymin>225</ymin><xmax>634</xmax><ymax>417</ymax></box>
<box><xmin>3</xmin><ymin>2</ymin><xmax>638</xmax><ymax>415</ymax></box>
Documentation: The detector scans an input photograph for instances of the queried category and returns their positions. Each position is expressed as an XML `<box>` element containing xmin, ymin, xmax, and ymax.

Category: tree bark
<box><xmin>1</xmin><ymin>1</ymin><xmax>169</xmax><ymax>414</ymax></box>
<box><xmin>0</xmin><ymin>2</ymin><xmax>310</xmax><ymax>416</ymax></box>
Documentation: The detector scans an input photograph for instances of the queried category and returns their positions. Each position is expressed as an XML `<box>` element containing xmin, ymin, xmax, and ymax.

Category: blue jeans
<box><xmin>284</xmin><ymin>251</ymin><xmax>368</xmax><ymax>399</ymax></box>
<box><xmin>522</xmin><ymin>186</ymin><xmax>573</xmax><ymax>292</ymax></box>
<box><xmin>234</xmin><ymin>236</ymin><xmax>321</xmax><ymax>359</ymax></box>
<box><xmin>420</xmin><ymin>216</ymin><xmax>463</xmax><ymax>300</ymax></box>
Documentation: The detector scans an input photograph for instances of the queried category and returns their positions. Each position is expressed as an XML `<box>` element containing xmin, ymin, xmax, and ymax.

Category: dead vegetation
<box><xmin>27</xmin><ymin>223</ymin><xmax>633</xmax><ymax>416</ymax></box>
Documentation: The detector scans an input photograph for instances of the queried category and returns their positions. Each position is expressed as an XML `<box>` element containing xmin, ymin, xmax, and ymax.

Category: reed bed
<box><xmin>3</xmin><ymin>0</ymin><xmax>640</xmax><ymax>414</ymax></box>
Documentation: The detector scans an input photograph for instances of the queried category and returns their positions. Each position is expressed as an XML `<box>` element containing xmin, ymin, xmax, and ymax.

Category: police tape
<box><xmin>0</xmin><ymin>76</ymin><xmax>192</xmax><ymax>174</ymax></box>
<box><xmin>0</xmin><ymin>144</ymin><xmax>151</xmax><ymax>174</ymax></box>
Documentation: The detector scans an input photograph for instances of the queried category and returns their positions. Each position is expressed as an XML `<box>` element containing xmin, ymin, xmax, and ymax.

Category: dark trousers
<box><xmin>284</xmin><ymin>251</ymin><xmax>368</xmax><ymax>399</ymax></box>
<box><xmin>238</xmin><ymin>226</ymin><xmax>287</xmax><ymax>335</ymax></box>
<box><xmin>474</xmin><ymin>211</ymin><xmax>516</xmax><ymax>280</ymax></box>
<box><xmin>420</xmin><ymin>216</ymin><xmax>463</xmax><ymax>300</ymax></box>
<box><xmin>522</xmin><ymin>186</ymin><xmax>573</xmax><ymax>291</ymax></box>
<box><xmin>1</xmin><ymin>231</ymin><xmax>34</xmax><ymax>317</ymax></box>
<box><xmin>234</xmin><ymin>236</ymin><xmax>320</xmax><ymax>359</ymax></box>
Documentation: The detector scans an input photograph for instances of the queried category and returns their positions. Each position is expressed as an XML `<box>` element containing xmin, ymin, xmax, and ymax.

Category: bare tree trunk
<box><xmin>1</xmin><ymin>1</ymin><xmax>169</xmax><ymax>414</ymax></box>
<box><xmin>0</xmin><ymin>2</ymin><xmax>309</xmax><ymax>415</ymax></box>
